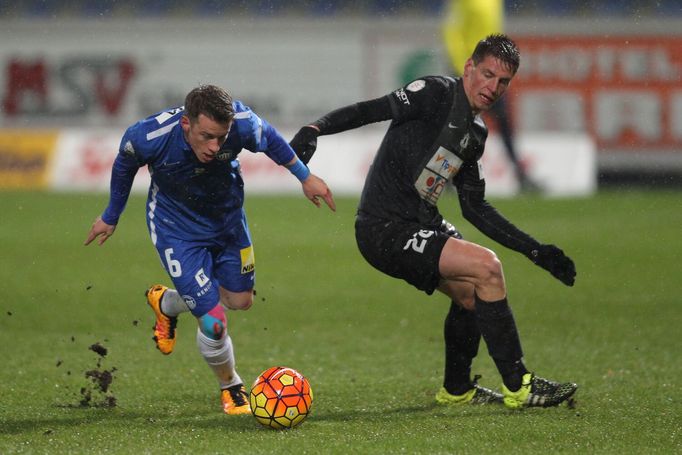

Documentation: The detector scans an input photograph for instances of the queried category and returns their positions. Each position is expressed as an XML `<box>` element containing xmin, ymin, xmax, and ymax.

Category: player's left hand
<box><xmin>302</xmin><ymin>174</ymin><xmax>336</xmax><ymax>212</ymax></box>
<box><xmin>529</xmin><ymin>244</ymin><xmax>576</xmax><ymax>286</ymax></box>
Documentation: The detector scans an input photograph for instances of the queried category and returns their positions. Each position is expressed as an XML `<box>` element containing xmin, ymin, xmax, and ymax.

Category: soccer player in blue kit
<box><xmin>85</xmin><ymin>85</ymin><xmax>335</xmax><ymax>414</ymax></box>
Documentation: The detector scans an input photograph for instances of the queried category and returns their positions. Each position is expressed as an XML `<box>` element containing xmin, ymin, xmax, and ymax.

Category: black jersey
<box><xmin>358</xmin><ymin>76</ymin><xmax>486</xmax><ymax>227</ymax></box>
<box><xmin>306</xmin><ymin>75</ymin><xmax>542</xmax><ymax>258</ymax></box>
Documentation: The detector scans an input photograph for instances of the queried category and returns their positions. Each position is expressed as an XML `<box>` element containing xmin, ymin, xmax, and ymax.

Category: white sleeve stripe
<box><xmin>234</xmin><ymin>111</ymin><xmax>251</xmax><ymax>119</ymax></box>
<box><xmin>255</xmin><ymin>117</ymin><xmax>262</xmax><ymax>146</ymax></box>
<box><xmin>146</xmin><ymin>120</ymin><xmax>179</xmax><ymax>141</ymax></box>
<box><xmin>154</xmin><ymin>111</ymin><xmax>174</xmax><ymax>124</ymax></box>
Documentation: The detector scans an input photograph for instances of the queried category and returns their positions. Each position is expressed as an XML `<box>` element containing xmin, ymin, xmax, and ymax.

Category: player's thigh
<box><xmin>152</xmin><ymin>235</ymin><xmax>220</xmax><ymax>317</ymax></box>
<box><xmin>355</xmin><ymin>219</ymin><xmax>449</xmax><ymax>295</ymax></box>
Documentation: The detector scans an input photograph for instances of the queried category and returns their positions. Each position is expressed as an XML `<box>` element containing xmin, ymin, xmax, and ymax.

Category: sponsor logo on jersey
<box><xmin>394</xmin><ymin>88</ymin><xmax>410</xmax><ymax>105</ymax></box>
<box><xmin>216</xmin><ymin>149</ymin><xmax>237</xmax><ymax>161</ymax></box>
<box><xmin>123</xmin><ymin>140</ymin><xmax>135</xmax><ymax>156</ymax></box>
<box><xmin>459</xmin><ymin>133</ymin><xmax>470</xmax><ymax>150</ymax></box>
<box><xmin>240</xmin><ymin>245</ymin><xmax>255</xmax><ymax>274</ymax></box>
<box><xmin>406</xmin><ymin>80</ymin><xmax>426</xmax><ymax>92</ymax></box>
<box><xmin>414</xmin><ymin>146</ymin><xmax>463</xmax><ymax>205</ymax></box>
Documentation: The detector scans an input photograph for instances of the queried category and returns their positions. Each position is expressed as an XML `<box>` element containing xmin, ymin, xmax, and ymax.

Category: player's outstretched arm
<box><xmin>301</xmin><ymin>173</ymin><xmax>336</xmax><ymax>212</ymax></box>
<box><xmin>84</xmin><ymin>216</ymin><xmax>117</xmax><ymax>246</ymax></box>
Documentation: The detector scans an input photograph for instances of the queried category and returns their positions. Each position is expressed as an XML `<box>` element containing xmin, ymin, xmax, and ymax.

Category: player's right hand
<box><xmin>84</xmin><ymin>216</ymin><xmax>116</xmax><ymax>246</ymax></box>
<box><xmin>289</xmin><ymin>125</ymin><xmax>319</xmax><ymax>165</ymax></box>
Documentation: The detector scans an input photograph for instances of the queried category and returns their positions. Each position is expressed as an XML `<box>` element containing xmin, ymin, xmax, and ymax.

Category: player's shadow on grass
<box><xmin>308</xmin><ymin>402</ymin><xmax>507</xmax><ymax>423</ymax></box>
<box><xmin>161</xmin><ymin>401</ymin><xmax>513</xmax><ymax>433</ymax></box>
<box><xmin>0</xmin><ymin>400</ymin><xmax>533</xmax><ymax>437</ymax></box>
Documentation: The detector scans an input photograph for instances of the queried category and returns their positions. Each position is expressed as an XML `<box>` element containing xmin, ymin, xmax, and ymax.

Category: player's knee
<box><xmin>221</xmin><ymin>291</ymin><xmax>253</xmax><ymax>310</ymax></box>
<box><xmin>198</xmin><ymin>313</ymin><xmax>226</xmax><ymax>340</ymax></box>
<box><xmin>479</xmin><ymin>249</ymin><xmax>504</xmax><ymax>286</ymax></box>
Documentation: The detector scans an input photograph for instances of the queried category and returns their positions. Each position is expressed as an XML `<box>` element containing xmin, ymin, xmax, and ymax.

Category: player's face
<box><xmin>181</xmin><ymin>113</ymin><xmax>232</xmax><ymax>163</ymax></box>
<box><xmin>462</xmin><ymin>55</ymin><xmax>515</xmax><ymax>113</ymax></box>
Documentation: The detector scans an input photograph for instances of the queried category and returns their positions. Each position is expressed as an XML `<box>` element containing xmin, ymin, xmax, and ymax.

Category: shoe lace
<box><xmin>226</xmin><ymin>386</ymin><xmax>247</xmax><ymax>407</ymax></box>
<box><xmin>529</xmin><ymin>374</ymin><xmax>559</xmax><ymax>396</ymax></box>
<box><xmin>166</xmin><ymin>316</ymin><xmax>177</xmax><ymax>338</ymax></box>
<box><xmin>470</xmin><ymin>374</ymin><xmax>503</xmax><ymax>403</ymax></box>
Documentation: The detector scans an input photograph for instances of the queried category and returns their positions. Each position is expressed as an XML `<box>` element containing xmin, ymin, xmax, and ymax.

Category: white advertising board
<box><xmin>49</xmin><ymin>128</ymin><xmax>595</xmax><ymax>198</ymax></box>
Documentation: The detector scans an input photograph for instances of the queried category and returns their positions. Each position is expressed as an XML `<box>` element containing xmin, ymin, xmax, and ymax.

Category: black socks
<box><xmin>474</xmin><ymin>294</ymin><xmax>528</xmax><ymax>391</ymax></box>
<box><xmin>443</xmin><ymin>302</ymin><xmax>481</xmax><ymax>395</ymax></box>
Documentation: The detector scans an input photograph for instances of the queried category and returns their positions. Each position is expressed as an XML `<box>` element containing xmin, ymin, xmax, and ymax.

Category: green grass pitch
<box><xmin>0</xmin><ymin>190</ymin><xmax>680</xmax><ymax>453</ymax></box>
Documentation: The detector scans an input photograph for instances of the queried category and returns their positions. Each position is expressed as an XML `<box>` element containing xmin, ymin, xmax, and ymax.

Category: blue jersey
<box><xmin>102</xmin><ymin>101</ymin><xmax>295</xmax><ymax>239</ymax></box>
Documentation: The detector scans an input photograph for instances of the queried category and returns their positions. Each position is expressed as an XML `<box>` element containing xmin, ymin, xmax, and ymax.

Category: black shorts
<box><xmin>355</xmin><ymin>216</ymin><xmax>450</xmax><ymax>295</ymax></box>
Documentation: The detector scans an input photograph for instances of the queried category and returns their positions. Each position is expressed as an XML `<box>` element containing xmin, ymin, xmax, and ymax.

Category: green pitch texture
<box><xmin>0</xmin><ymin>190</ymin><xmax>679</xmax><ymax>454</ymax></box>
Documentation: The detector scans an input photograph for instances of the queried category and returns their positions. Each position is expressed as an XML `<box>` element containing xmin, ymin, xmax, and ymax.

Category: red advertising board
<box><xmin>511</xmin><ymin>36</ymin><xmax>682</xmax><ymax>153</ymax></box>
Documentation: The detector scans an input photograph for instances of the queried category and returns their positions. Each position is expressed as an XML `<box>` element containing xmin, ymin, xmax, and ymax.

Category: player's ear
<box><xmin>463</xmin><ymin>58</ymin><xmax>474</xmax><ymax>76</ymax></box>
<box><xmin>180</xmin><ymin>115</ymin><xmax>191</xmax><ymax>132</ymax></box>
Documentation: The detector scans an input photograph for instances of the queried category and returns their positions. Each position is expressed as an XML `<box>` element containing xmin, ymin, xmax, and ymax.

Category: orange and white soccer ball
<box><xmin>249</xmin><ymin>366</ymin><xmax>313</xmax><ymax>429</ymax></box>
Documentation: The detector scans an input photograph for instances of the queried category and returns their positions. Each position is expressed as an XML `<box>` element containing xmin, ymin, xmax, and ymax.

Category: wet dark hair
<box><xmin>471</xmin><ymin>33</ymin><xmax>520</xmax><ymax>74</ymax></box>
<box><xmin>184</xmin><ymin>84</ymin><xmax>234</xmax><ymax>124</ymax></box>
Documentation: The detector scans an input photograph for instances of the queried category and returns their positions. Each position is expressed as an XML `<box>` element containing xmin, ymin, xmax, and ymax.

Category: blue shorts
<box><xmin>148</xmin><ymin>210</ymin><xmax>255</xmax><ymax>317</ymax></box>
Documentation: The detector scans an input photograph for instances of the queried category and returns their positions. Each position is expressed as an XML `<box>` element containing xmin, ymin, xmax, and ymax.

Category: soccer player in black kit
<box><xmin>290</xmin><ymin>34</ymin><xmax>578</xmax><ymax>409</ymax></box>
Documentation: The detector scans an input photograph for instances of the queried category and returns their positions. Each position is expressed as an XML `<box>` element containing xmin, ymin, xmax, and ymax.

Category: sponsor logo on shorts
<box><xmin>197</xmin><ymin>281</ymin><xmax>212</xmax><ymax>297</ymax></box>
<box><xmin>195</xmin><ymin>268</ymin><xmax>209</xmax><ymax>287</ymax></box>
<box><xmin>240</xmin><ymin>245</ymin><xmax>255</xmax><ymax>274</ymax></box>
<box><xmin>182</xmin><ymin>294</ymin><xmax>197</xmax><ymax>310</ymax></box>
